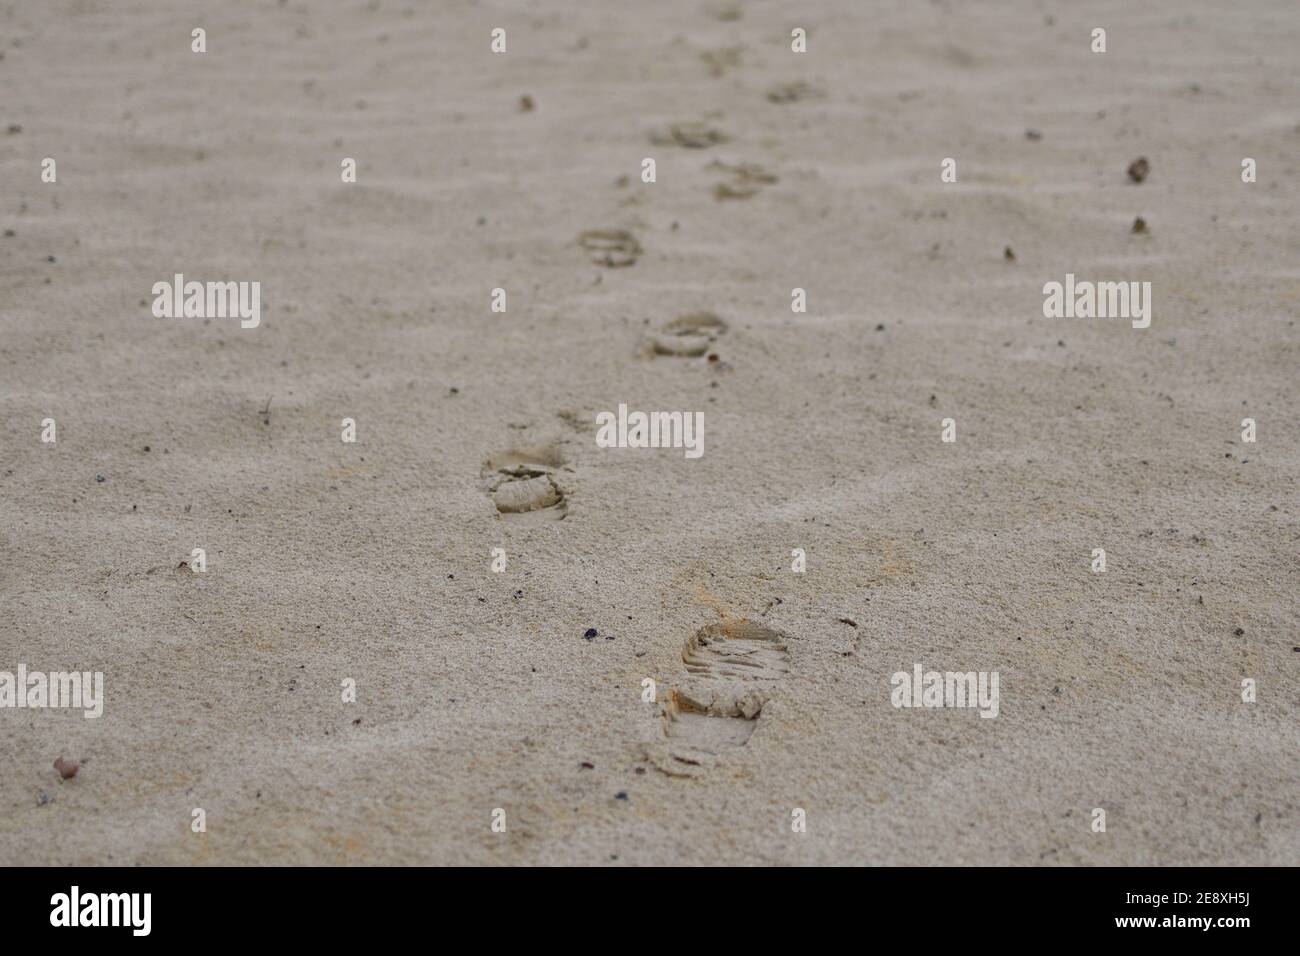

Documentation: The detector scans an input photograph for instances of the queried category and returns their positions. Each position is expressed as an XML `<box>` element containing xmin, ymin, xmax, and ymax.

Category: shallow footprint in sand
<box><xmin>659</xmin><ymin>621</ymin><xmax>791</xmax><ymax>773</ymax></box>
<box><xmin>645</xmin><ymin>312</ymin><xmax>728</xmax><ymax>357</ymax></box>
<box><xmin>699</xmin><ymin>47</ymin><xmax>742</xmax><ymax>78</ymax></box>
<box><xmin>578</xmin><ymin>229</ymin><xmax>641</xmax><ymax>267</ymax></box>
<box><xmin>681</xmin><ymin>621</ymin><xmax>791</xmax><ymax>682</ymax></box>
<box><xmin>481</xmin><ymin>445</ymin><xmax>568</xmax><ymax>519</ymax></box>
<box><xmin>708</xmin><ymin>160</ymin><xmax>778</xmax><ymax>200</ymax></box>
<box><xmin>766</xmin><ymin>80</ymin><xmax>824</xmax><ymax>104</ymax></box>
<box><xmin>649</xmin><ymin>121</ymin><xmax>727</xmax><ymax>149</ymax></box>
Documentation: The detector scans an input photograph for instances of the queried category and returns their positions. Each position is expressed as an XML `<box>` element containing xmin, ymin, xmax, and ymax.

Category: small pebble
<box><xmin>1233</xmin><ymin>627</ymin><xmax>1244</xmax><ymax>636</ymax></box>
<box><xmin>1131</xmin><ymin>216</ymin><xmax>1147</xmax><ymax>234</ymax></box>
<box><xmin>53</xmin><ymin>756</ymin><xmax>79</xmax><ymax>780</ymax></box>
<box><xmin>614</xmin><ymin>791</ymin><xmax>628</xmax><ymax>801</ymax></box>
<box><xmin>583</xmin><ymin>628</ymin><xmax>598</xmax><ymax>640</ymax></box>
<box><xmin>1127</xmin><ymin>157</ymin><xmax>1150</xmax><ymax>183</ymax></box>
<box><xmin>95</xmin><ymin>474</ymin><xmax>105</xmax><ymax>483</ymax></box>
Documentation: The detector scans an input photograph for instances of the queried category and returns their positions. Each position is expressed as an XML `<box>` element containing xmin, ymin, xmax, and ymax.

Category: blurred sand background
<box><xmin>1</xmin><ymin>0</ymin><xmax>1297</xmax><ymax>865</ymax></box>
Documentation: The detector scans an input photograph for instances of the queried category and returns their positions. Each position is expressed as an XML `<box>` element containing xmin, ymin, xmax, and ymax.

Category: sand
<box><xmin>1</xmin><ymin>0</ymin><xmax>1297</xmax><ymax>866</ymax></box>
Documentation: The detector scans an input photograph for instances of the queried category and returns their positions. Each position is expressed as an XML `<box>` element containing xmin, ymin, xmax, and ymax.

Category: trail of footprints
<box><xmin>480</xmin><ymin>444</ymin><xmax>790</xmax><ymax>774</ymax></box>
<box><xmin>658</xmin><ymin>620</ymin><xmax>792</xmax><ymax>774</ymax></box>
<box><xmin>480</xmin><ymin>449</ymin><xmax>795</xmax><ymax>775</ymax></box>
<box><xmin>522</xmin><ymin>210</ymin><xmax>759</xmax><ymax>759</ymax></box>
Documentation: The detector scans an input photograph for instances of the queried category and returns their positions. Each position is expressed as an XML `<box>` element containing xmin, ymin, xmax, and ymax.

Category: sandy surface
<box><xmin>2</xmin><ymin>0</ymin><xmax>1297</xmax><ymax>865</ymax></box>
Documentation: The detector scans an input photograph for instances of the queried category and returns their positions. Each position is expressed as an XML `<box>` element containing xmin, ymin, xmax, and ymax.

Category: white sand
<box><xmin>1</xmin><ymin>0</ymin><xmax>1297</xmax><ymax>865</ymax></box>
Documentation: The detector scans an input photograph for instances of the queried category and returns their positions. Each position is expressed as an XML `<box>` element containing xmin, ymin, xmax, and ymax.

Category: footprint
<box><xmin>766</xmin><ymin>80</ymin><xmax>824</xmax><ymax>104</ymax></box>
<box><xmin>661</xmin><ymin>688</ymin><xmax>764</xmax><ymax>755</ymax></box>
<box><xmin>649</xmin><ymin>121</ymin><xmax>727</xmax><ymax>149</ymax></box>
<box><xmin>699</xmin><ymin>47</ymin><xmax>742</xmax><ymax>78</ymax></box>
<box><xmin>578</xmin><ymin>229</ymin><xmax>641</xmax><ymax>267</ymax></box>
<box><xmin>707</xmin><ymin>160</ymin><xmax>778</xmax><ymax>200</ymax></box>
<box><xmin>657</xmin><ymin>620</ymin><xmax>791</xmax><ymax>773</ymax></box>
<box><xmin>481</xmin><ymin>445</ymin><xmax>568</xmax><ymax>519</ymax></box>
<box><xmin>681</xmin><ymin>621</ymin><xmax>791</xmax><ymax>681</ymax></box>
<box><xmin>705</xmin><ymin>4</ymin><xmax>742</xmax><ymax>23</ymax></box>
<box><xmin>644</xmin><ymin>312</ymin><xmax>727</xmax><ymax>357</ymax></box>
